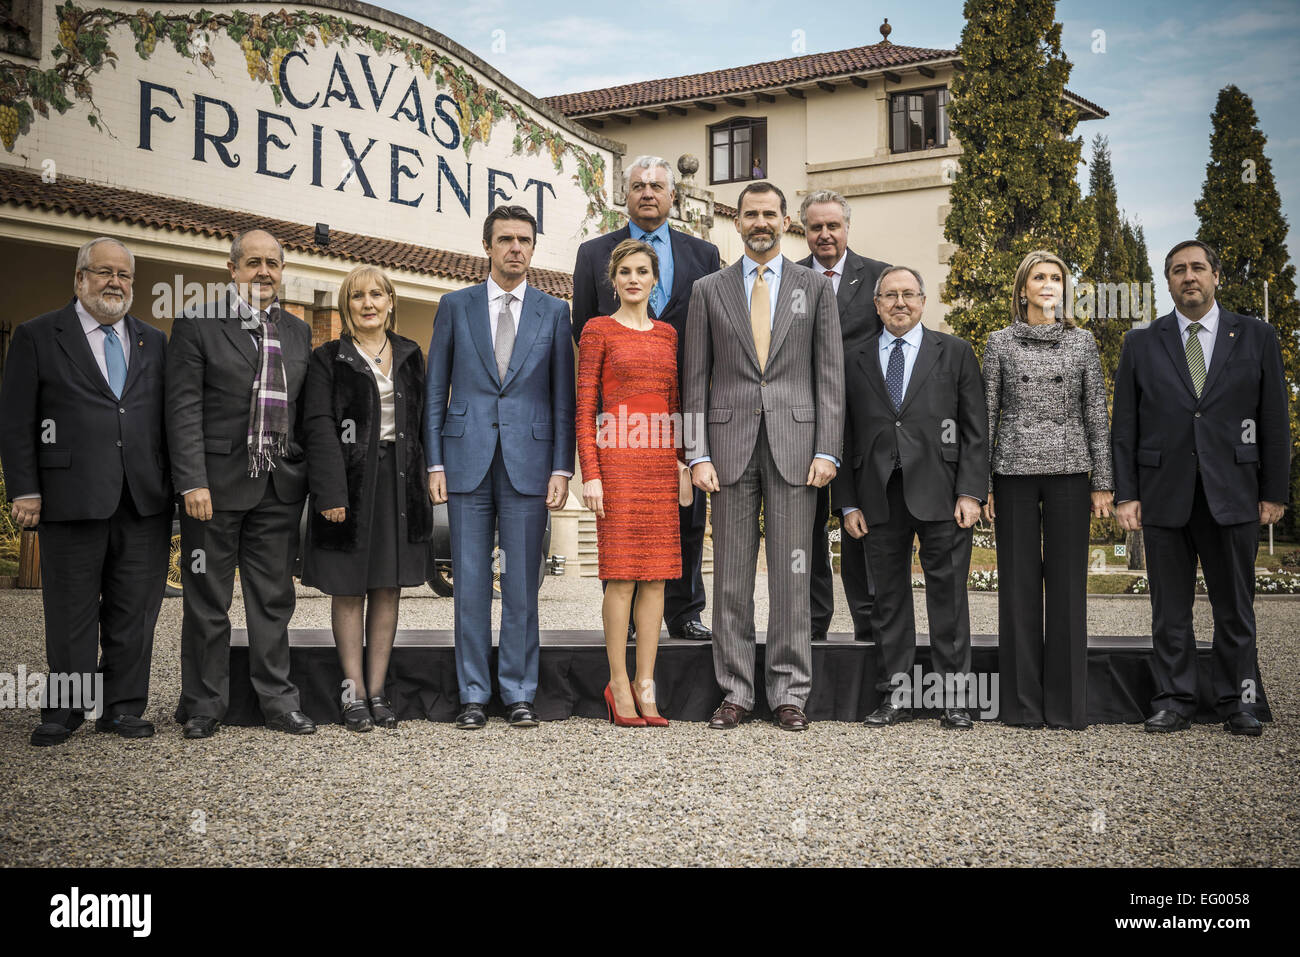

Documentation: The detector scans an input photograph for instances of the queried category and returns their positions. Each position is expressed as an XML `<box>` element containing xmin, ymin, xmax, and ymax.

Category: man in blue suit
<box><xmin>1113</xmin><ymin>240</ymin><xmax>1289</xmax><ymax>737</ymax></box>
<box><xmin>572</xmin><ymin>155</ymin><xmax>721</xmax><ymax>641</ymax></box>
<box><xmin>426</xmin><ymin>206</ymin><xmax>576</xmax><ymax>729</ymax></box>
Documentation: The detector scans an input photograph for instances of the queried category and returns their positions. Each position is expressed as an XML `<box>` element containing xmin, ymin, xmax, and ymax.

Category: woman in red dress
<box><xmin>576</xmin><ymin>238</ymin><xmax>685</xmax><ymax>727</ymax></box>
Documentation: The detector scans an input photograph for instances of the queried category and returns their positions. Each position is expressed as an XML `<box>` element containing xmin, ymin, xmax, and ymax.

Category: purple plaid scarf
<box><xmin>247</xmin><ymin>305</ymin><xmax>290</xmax><ymax>477</ymax></box>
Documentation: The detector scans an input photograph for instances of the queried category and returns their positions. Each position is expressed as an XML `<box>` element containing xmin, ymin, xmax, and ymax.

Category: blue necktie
<box><xmin>102</xmin><ymin>324</ymin><xmax>126</xmax><ymax>398</ymax></box>
<box><xmin>886</xmin><ymin>337</ymin><xmax>905</xmax><ymax>410</ymax></box>
<box><xmin>648</xmin><ymin>235</ymin><xmax>667</xmax><ymax>315</ymax></box>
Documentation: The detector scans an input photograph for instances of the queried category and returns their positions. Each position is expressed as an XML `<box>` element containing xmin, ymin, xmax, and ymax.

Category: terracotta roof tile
<box><xmin>0</xmin><ymin>166</ymin><xmax>575</xmax><ymax>298</ymax></box>
<box><xmin>544</xmin><ymin>42</ymin><xmax>1106</xmax><ymax>120</ymax></box>
<box><xmin>545</xmin><ymin>43</ymin><xmax>956</xmax><ymax>115</ymax></box>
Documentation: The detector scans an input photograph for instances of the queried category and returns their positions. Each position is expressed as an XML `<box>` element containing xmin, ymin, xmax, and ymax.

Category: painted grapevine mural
<box><xmin>0</xmin><ymin>2</ymin><xmax>620</xmax><ymax>232</ymax></box>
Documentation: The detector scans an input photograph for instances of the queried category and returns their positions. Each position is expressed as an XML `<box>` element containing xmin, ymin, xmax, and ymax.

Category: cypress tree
<box><xmin>1194</xmin><ymin>85</ymin><xmax>1300</xmax><ymax>531</ymax></box>
<box><xmin>942</xmin><ymin>0</ymin><xmax>1098</xmax><ymax>357</ymax></box>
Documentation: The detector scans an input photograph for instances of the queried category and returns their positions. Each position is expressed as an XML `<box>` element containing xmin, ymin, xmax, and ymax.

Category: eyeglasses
<box><xmin>83</xmin><ymin>267</ymin><xmax>134</xmax><ymax>283</ymax></box>
<box><xmin>877</xmin><ymin>290</ymin><xmax>922</xmax><ymax>303</ymax></box>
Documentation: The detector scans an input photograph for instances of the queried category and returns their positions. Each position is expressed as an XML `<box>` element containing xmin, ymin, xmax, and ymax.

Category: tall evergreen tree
<box><xmin>942</xmin><ymin>0</ymin><xmax>1098</xmax><ymax>357</ymax></box>
<box><xmin>1194</xmin><ymin>84</ymin><xmax>1300</xmax><ymax>530</ymax></box>
<box><xmin>1081</xmin><ymin>134</ymin><xmax>1131</xmax><ymax>394</ymax></box>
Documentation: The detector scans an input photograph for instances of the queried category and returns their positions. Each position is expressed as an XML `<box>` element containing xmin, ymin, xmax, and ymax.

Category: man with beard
<box><xmin>0</xmin><ymin>238</ymin><xmax>172</xmax><ymax>746</ymax></box>
<box><xmin>167</xmin><ymin>229</ymin><xmax>315</xmax><ymax>738</ymax></box>
<box><xmin>683</xmin><ymin>182</ymin><xmax>844</xmax><ymax>732</ymax></box>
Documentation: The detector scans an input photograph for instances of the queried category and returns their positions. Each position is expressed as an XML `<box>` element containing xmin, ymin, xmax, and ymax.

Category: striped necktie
<box><xmin>1184</xmin><ymin>322</ymin><xmax>1206</xmax><ymax>397</ymax></box>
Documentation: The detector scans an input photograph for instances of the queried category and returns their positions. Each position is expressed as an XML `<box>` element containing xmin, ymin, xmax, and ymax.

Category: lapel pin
<box><xmin>850</xmin><ymin>278</ymin><xmax>859</xmax><ymax>285</ymax></box>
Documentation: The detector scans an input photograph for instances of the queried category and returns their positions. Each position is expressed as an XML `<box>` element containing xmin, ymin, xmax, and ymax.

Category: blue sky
<box><xmin>386</xmin><ymin>0</ymin><xmax>1299</xmax><ymax>314</ymax></box>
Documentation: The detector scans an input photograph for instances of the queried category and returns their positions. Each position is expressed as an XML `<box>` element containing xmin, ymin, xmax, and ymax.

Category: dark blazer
<box><xmin>834</xmin><ymin>326</ymin><xmax>989</xmax><ymax>524</ymax></box>
<box><xmin>165</xmin><ymin>289</ymin><xmax>311</xmax><ymax>510</ymax></box>
<box><xmin>796</xmin><ymin>247</ymin><xmax>889</xmax><ymax>354</ymax></box>
<box><xmin>571</xmin><ymin>223</ymin><xmax>721</xmax><ymax>372</ymax></box>
<box><xmin>303</xmin><ymin>333</ymin><xmax>432</xmax><ymax>550</ymax></box>
<box><xmin>425</xmin><ymin>282</ymin><xmax>576</xmax><ymax>496</ymax></box>
<box><xmin>1112</xmin><ymin>308</ymin><xmax>1289</xmax><ymax>527</ymax></box>
<box><xmin>0</xmin><ymin>299</ymin><xmax>171</xmax><ymax>520</ymax></box>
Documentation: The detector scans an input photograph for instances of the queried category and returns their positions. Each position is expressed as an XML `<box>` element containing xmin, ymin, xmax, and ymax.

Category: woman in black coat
<box><xmin>302</xmin><ymin>265</ymin><xmax>432</xmax><ymax>731</ymax></box>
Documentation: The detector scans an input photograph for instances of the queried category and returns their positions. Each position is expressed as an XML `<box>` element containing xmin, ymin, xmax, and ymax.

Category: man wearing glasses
<box><xmin>832</xmin><ymin>266</ymin><xmax>988</xmax><ymax>729</ymax></box>
<box><xmin>0</xmin><ymin>238</ymin><xmax>172</xmax><ymax>746</ymax></box>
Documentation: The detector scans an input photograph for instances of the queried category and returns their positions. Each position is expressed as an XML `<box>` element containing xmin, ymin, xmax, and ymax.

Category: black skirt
<box><xmin>302</xmin><ymin>443</ymin><xmax>429</xmax><ymax>595</ymax></box>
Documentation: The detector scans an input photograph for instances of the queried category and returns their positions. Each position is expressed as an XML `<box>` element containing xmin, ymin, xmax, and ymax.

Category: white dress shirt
<box><xmin>815</xmin><ymin>251</ymin><xmax>847</xmax><ymax>295</ymax></box>
<box><xmin>76</xmin><ymin>298</ymin><xmax>130</xmax><ymax>380</ymax></box>
<box><xmin>1175</xmin><ymin>302</ymin><xmax>1221</xmax><ymax>374</ymax></box>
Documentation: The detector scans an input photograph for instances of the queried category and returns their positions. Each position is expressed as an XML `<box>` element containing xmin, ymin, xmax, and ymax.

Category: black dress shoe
<box><xmin>506</xmin><ymin>701</ymin><xmax>539</xmax><ymax>727</ymax></box>
<box><xmin>1144</xmin><ymin>709</ymin><xmax>1191</xmax><ymax>733</ymax></box>
<box><xmin>940</xmin><ymin>708</ymin><xmax>973</xmax><ymax>729</ymax></box>
<box><xmin>183</xmin><ymin>715</ymin><xmax>220</xmax><ymax>739</ymax></box>
<box><xmin>266</xmin><ymin>710</ymin><xmax>316</xmax><ymax>735</ymax></box>
<box><xmin>863</xmin><ymin>702</ymin><xmax>913</xmax><ymax>726</ymax></box>
<box><xmin>368</xmin><ymin>696</ymin><xmax>398</xmax><ymax>729</ymax></box>
<box><xmin>671</xmin><ymin>621</ymin><xmax>712</xmax><ymax>640</ymax></box>
<box><xmin>341</xmin><ymin>700</ymin><xmax>373</xmax><ymax>733</ymax></box>
<box><xmin>456</xmin><ymin>702</ymin><xmax>487</xmax><ymax>730</ymax></box>
<box><xmin>95</xmin><ymin>714</ymin><xmax>155</xmax><ymax>738</ymax></box>
<box><xmin>30</xmin><ymin>722</ymin><xmax>75</xmax><ymax>747</ymax></box>
<box><xmin>1224</xmin><ymin>711</ymin><xmax>1262</xmax><ymax>736</ymax></box>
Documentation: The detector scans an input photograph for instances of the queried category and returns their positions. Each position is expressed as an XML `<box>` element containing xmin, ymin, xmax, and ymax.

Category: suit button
<box><xmin>760</xmin><ymin>380</ymin><xmax>767</xmax><ymax>387</ymax></box>
<box><xmin>754</xmin><ymin>409</ymin><xmax>762</xmax><ymax>415</ymax></box>
<box><xmin>398</xmin><ymin>432</ymin><xmax>404</xmax><ymax>438</ymax></box>
<box><xmin>399</xmin><ymin>471</ymin><xmax>405</xmax><ymax>477</ymax></box>
<box><xmin>116</xmin><ymin>440</ymin><xmax>122</xmax><ymax>447</ymax></box>
<box><xmin>895</xmin><ymin>421</ymin><xmax>902</xmax><ymax>427</ymax></box>
<box><xmin>491</xmin><ymin>423</ymin><xmax>498</xmax><ymax>429</ymax></box>
<box><xmin>396</xmin><ymin>392</ymin><xmax>402</xmax><ymax>399</ymax></box>
<box><xmin>1195</xmin><ymin>411</ymin><xmax>1202</xmax><ymax>418</ymax></box>
<box><xmin>119</xmin><ymin>408</ymin><xmax>125</xmax><ymax>414</ymax></box>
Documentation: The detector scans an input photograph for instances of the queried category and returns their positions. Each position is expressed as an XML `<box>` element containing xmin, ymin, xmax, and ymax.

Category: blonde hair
<box><xmin>606</xmin><ymin>238</ymin><xmax>659</xmax><ymax>293</ymax></box>
<box><xmin>1012</xmin><ymin>250</ymin><xmax>1074</xmax><ymax>326</ymax></box>
<box><xmin>337</xmin><ymin>265</ymin><xmax>397</xmax><ymax>336</ymax></box>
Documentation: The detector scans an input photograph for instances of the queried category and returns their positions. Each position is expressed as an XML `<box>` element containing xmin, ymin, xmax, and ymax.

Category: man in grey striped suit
<box><xmin>684</xmin><ymin>182</ymin><xmax>845</xmax><ymax>731</ymax></box>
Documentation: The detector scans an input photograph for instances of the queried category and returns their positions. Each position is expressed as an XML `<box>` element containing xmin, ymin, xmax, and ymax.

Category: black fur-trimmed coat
<box><xmin>302</xmin><ymin>333</ymin><xmax>432</xmax><ymax>560</ymax></box>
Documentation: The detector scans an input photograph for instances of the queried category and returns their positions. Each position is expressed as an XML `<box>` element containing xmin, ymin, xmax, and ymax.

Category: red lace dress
<box><xmin>575</xmin><ymin>316</ymin><xmax>683</xmax><ymax>581</ymax></box>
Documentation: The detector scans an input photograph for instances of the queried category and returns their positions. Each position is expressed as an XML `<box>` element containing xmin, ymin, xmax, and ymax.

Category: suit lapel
<box><xmin>53</xmin><ymin>299</ymin><xmax>117</xmax><ymax>401</ymax></box>
<box><xmin>767</xmin><ymin>258</ymin><xmax>798</xmax><ymax>362</ymax></box>
<box><xmin>1155</xmin><ymin>312</ymin><xmax>1198</xmax><ymax>398</ymax></box>
<box><xmin>664</xmin><ymin>228</ymin><xmax>690</xmax><ymax>310</ymax></box>
<box><xmin>1200</xmin><ymin>309</ymin><xmax>1240</xmax><ymax>398</ymax></box>
<box><xmin>221</xmin><ymin>291</ymin><xmax>259</xmax><ymax>370</ymax></box>
<box><xmin>837</xmin><ymin>252</ymin><xmax>866</xmax><ymax>316</ymax></box>
<box><xmin>502</xmin><ymin>287</ymin><xmax>545</xmax><ymax>389</ymax></box>
<box><xmin>857</xmin><ymin>336</ymin><xmax>893</xmax><ymax>409</ymax></box>
<box><xmin>720</xmin><ymin>261</ymin><xmax>761</xmax><ymax>371</ymax></box>
<box><xmin>466</xmin><ymin>283</ymin><xmax>499</xmax><ymax>384</ymax></box>
<box><xmin>119</xmin><ymin>313</ymin><xmax>149</xmax><ymax>399</ymax></box>
<box><xmin>898</xmin><ymin>329</ymin><xmax>940</xmax><ymax>415</ymax></box>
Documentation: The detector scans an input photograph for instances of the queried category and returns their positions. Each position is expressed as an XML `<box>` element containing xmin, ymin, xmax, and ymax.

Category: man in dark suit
<box><xmin>572</xmin><ymin>155</ymin><xmax>721</xmax><ymax>641</ymax></box>
<box><xmin>1113</xmin><ymin>240</ymin><xmax>1289</xmax><ymax>737</ymax></box>
<box><xmin>834</xmin><ymin>266</ymin><xmax>988</xmax><ymax>729</ymax></box>
<box><xmin>427</xmin><ymin>206</ymin><xmax>576</xmax><ymax>730</ymax></box>
<box><xmin>166</xmin><ymin>228</ymin><xmax>315</xmax><ymax>738</ymax></box>
<box><xmin>797</xmin><ymin>189</ymin><xmax>890</xmax><ymax>642</ymax></box>
<box><xmin>0</xmin><ymin>237</ymin><xmax>171</xmax><ymax>746</ymax></box>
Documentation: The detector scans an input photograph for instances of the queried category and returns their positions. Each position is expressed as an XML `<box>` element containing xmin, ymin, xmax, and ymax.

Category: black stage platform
<box><xmin>218</xmin><ymin>631</ymin><xmax>1271</xmax><ymax>727</ymax></box>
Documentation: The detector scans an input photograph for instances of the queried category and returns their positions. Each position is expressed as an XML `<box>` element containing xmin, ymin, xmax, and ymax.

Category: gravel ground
<box><xmin>1</xmin><ymin>574</ymin><xmax>1297</xmax><ymax>867</ymax></box>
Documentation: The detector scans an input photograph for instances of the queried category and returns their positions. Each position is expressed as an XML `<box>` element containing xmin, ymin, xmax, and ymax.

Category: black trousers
<box><xmin>993</xmin><ymin>472</ymin><xmax>1090</xmax><ymax>729</ymax></box>
<box><xmin>866</xmin><ymin>469</ymin><xmax>973</xmax><ymax>692</ymax></box>
<box><xmin>179</xmin><ymin>482</ymin><xmax>303</xmax><ymax>721</ymax></box>
<box><xmin>663</xmin><ymin>488</ymin><xmax>708</xmax><ymax>632</ymax></box>
<box><xmin>811</xmin><ymin>484</ymin><xmax>874</xmax><ymax>638</ymax></box>
<box><xmin>1144</xmin><ymin>476</ymin><xmax>1261</xmax><ymax>718</ymax></box>
<box><xmin>36</xmin><ymin>486</ymin><xmax>170</xmax><ymax>726</ymax></box>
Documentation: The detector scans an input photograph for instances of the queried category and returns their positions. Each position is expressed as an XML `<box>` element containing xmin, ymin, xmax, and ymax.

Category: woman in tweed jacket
<box><xmin>982</xmin><ymin>250</ymin><xmax>1114</xmax><ymax>729</ymax></box>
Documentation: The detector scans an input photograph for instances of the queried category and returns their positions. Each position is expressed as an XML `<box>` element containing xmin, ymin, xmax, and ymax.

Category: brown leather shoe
<box><xmin>708</xmin><ymin>700</ymin><xmax>751</xmax><ymax>729</ymax></box>
<box><xmin>773</xmin><ymin>704</ymin><xmax>810</xmax><ymax>732</ymax></box>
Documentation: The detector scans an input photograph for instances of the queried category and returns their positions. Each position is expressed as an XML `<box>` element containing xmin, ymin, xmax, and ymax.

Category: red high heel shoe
<box><xmin>604</xmin><ymin>683</ymin><xmax>646</xmax><ymax>727</ymax></box>
<box><xmin>630</xmin><ymin>678</ymin><xmax>669</xmax><ymax>727</ymax></box>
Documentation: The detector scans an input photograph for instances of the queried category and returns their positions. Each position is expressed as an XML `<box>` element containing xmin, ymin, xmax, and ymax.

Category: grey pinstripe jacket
<box><xmin>982</xmin><ymin>320</ymin><xmax>1113</xmax><ymax>491</ymax></box>
<box><xmin>683</xmin><ymin>258</ymin><xmax>844</xmax><ymax>486</ymax></box>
